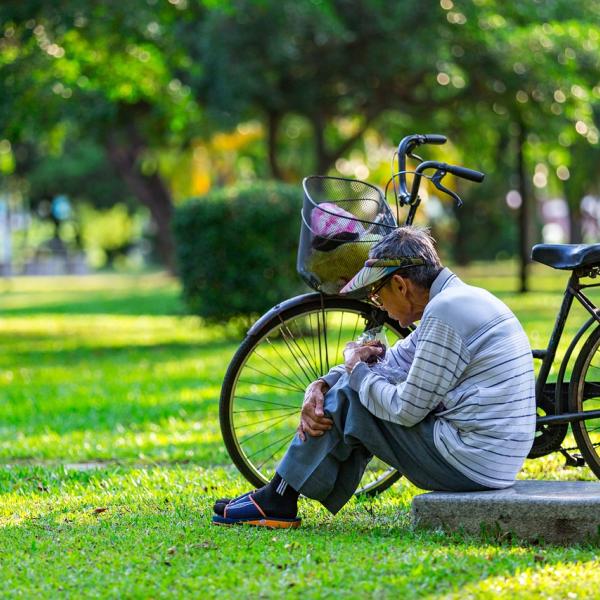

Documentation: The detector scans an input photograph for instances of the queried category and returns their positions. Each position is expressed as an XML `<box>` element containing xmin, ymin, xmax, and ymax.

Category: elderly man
<box><xmin>213</xmin><ymin>226</ymin><xmax>536</xmax><ymax>528</ymax></box>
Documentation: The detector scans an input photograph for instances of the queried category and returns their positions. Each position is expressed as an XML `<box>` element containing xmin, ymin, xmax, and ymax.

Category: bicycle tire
<box><xmin>220</xmin><ymin>295</ymin><xmax>411</xmax><ymax>497</ymax></box>
<box><xmin>568</xmin><ymin>324</ymin><xmax>600</xmax><ymax>478</ymax></box>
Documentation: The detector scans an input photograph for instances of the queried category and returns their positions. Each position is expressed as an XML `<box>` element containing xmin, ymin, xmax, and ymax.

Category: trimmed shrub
<box><xmin>173</xmin><ymin>181</ymin><xmax>305</xmax><ymax>322</ymax></box>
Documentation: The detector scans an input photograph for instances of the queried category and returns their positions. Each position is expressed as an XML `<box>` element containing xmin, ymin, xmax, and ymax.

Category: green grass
<box><xmin>1</xmin><ymin>267</ymin><xmax>599</xmax><ymax>598</ymax></box>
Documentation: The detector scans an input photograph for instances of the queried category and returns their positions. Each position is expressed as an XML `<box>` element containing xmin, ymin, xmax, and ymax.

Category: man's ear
<box><xmin>391</xmin><ymin>274</ymin><xmax>409</xmax><ymax>296</ymax></box>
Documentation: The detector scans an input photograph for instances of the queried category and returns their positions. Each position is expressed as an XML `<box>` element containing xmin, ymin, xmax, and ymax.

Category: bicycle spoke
<box><xmin>281</xmin><ymin>322</ymin><xmax>320</xmax><ymax>382</ymax></box>
<box><xmin>246</xmin><ymin>354</ymin><xmax>307</xmax><ymax>393</ymax></box>
<box><xmin>246</xmin><ymin>429</ymin><xmax>297</xmax><ymax>460</ymax></box>
<box><xmin>255</xmin><ymin>432</ymin><xmax>297</xmax><ymax>470</ymax></box>
<box><xmin>239</xmin><ymin>378</ymin><xmax>305</xmax><ymax>394</ymax></box>
<box><xmin>240</xmin><ymin>366</ymin><xmax>305</xmax><ymax>393</ymax></box>
<box><xmin>233</xmin><ymin>395</ymin><xmax>299</xmax><ymax>410</ymax></box>
<box><xmin>322</xmin><ymin>305</ymin><xmax>330</xmax><ymax>372</ymax></box>
<box><xmin>238</xmin><ymin>410</ymin><xmax>298</xmax><ymax>438</ymax></box>
<box><xmin>316</xmin><ymin>309</ymin><xmax>324</xmax><ymax>376</ymax></box>
<box><xmin>308</xmin><ymin>312</ymin><xmax>318</xmax><ymax>374</ymax></box>
<box><xmin>260</xmin><ymin>340</ymin><xmax>309</xmax><ymax>392</ymax></box>
<box><xmin>278</xmin><ymin>321</ymin><xmax>318</xmax><ymax>384</ymax></box>
<box><xmin>234</xmin><ymin>406</ymin><xmax>301</xmax><ymax>414</ymax></box>
<box><xmin>335</xmin><ymin>311</ymin><xmax>345</xmax><ymax>365</ymax></box>
<box><xmin>290</xmin><ymin>316</ymin><xmax>322</xmax><ymax>380</ymax></box>
<box><xmin>351</xmin><ymin>314</ymin><xmax>360</xmax><ymax>342</ymax></box>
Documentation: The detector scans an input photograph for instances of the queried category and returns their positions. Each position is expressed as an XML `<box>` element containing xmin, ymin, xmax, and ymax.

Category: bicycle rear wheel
<box><xmin>569</xmin><ymin>325</ymin><xmax>600</xmax><ymax>478</ymax></box>
<box><xmin>220</xmin><ymin>295</ymin><xmax>410</xmax><ymax>496</ymax></box>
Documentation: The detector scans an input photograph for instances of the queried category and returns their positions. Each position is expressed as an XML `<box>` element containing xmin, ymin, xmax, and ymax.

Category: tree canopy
<box><xmin>1</xmin><ymin>0</ymin><xmax>599</xmax><ymax>272</ymax></box>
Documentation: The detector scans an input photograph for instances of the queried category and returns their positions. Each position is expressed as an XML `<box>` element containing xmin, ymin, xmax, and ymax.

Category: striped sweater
<box><xmin>323</xmin><ymin>268</ymin><xmax>536</xmax><ymax>489</ymax></box>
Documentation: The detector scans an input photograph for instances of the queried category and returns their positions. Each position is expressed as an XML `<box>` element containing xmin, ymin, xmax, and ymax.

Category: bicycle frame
<box><xmin>391</xmin><ymin>133</ymin><xmax>600</xmax><ymax>431</ymax></box>
<box><xmin>534</xmin><ymin>266</ymin><xmax>600</xmax><ymax>426</ymax></box>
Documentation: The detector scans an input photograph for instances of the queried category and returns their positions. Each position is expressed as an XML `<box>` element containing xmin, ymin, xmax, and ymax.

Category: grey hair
<box><xmin>369</xmin><ymin>226</ymin><xmax>443</xmax><ymax>289</ymax></box>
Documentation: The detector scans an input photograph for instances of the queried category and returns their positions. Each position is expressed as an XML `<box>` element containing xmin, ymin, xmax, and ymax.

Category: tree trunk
<box><xmin>266</xmin><ymin>111</ymin><xmax>283</xmax><ymax>180</ymax></box>
<box><xmin>569</xmin><ymin>206</ymin><xmax>583</xmax><ymax>244</ymax></box>
<box><xmin>516</xmin><ymin>121</ymin><xmax>529</xmax><ymax>293</ymax></box>
<box><xmin>565</xmin><ymin>180</ymin><xmax>583</xmax><ymax>244</ymax></box>
<box><xmin>105</xmin><ymin>130</ymin><xmax>176</xmax><ymax>272</ymax></box>
<box><xmin>310</xmin><ymin>111</ymin><xmax>378</xmax><ymax>175</ymax></box>
<box><xmin>452</xmin><ymin>202</ymin><xmax>470</xmax><ymax>265</ymax></box>
<box><xmin>312</xmin><ymin>113</ymin><xmax>329</xmax><ymax>174</ymax></box>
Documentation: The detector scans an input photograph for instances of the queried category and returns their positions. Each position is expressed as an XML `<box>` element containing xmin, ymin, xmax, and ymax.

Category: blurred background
<box><xmin>0</xmin><ymin>0</ymin><xmax>599</xmax><ymax>316</ymax></box>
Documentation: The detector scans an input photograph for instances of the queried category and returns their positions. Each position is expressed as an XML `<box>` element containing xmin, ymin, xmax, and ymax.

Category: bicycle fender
<box><xmin>246</xmin><ymin>293</ymin><xmax>327</xmax><ymax>337</ymax></box>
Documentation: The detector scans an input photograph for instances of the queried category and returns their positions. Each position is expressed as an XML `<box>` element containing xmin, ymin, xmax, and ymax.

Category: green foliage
<box><xmin>173</xmin><ymin>181</ymin><xmax>304</xmax><ymax>321</ymax></box>
<box><xmin>25</xmin><ymin>138</ymin><xmax>135</xmax><ymax>210</ymax></box>
<box><xmin>1</xmin><ymin>0</ymin><xmax>600</xmax><ymax>270</ymax></box>
<box><xmin>0</xmin><ymin>1</ymin><xmax>201</xmax><ymax>143</ymax></box>
<box><xmin>79</xmin><ymin>203</ymin><xmax>146</xmax><ymax>268</ymax></box>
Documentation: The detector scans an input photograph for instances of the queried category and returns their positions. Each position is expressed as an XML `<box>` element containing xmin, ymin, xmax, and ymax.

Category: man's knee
<box><xmin>323</xmin><ymin>381</ymin><xmax>363</xmax><ymax>423</ymax></box>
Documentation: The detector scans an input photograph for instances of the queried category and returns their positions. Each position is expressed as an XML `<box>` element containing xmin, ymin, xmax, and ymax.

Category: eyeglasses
<box><xmin>364</xmin><ymin>258</ymin><xmax>426</xmax><ymax>308</ymax></box>
<box><xmin>368</xmin><ymin>276</ymin><xmax>393</xmax><ymax>308</ymax></box>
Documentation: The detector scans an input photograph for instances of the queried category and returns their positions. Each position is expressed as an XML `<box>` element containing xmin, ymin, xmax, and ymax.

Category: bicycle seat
<box><xmin>531</xmin><ymin>243</ymin><xmax>600</xmax><ymax>270</ymax></box>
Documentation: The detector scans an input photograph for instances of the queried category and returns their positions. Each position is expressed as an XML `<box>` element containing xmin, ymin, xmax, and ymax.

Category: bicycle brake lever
<box><xmin>431</xmin><ymin>169</ymin><xmax>463</xmax><ymax>208</ymax></box>
<box><xmin>407</xmin><ymin>151</ymin><xmax>424</xmax><ymax>163</ymax></box>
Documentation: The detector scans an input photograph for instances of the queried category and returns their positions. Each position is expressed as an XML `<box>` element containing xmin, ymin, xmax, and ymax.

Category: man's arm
<box><xmin>321</xmin><ymin>328</ymin><xmax>419</xmax><ymax>388</ymax></box>
<box><xmin>348</xmin><ymin>316</ymin><xmax>470</xmax><ymax>427</ymax></box>
<box><xmin>371</xmin><ymin>328</ymin><xmax>419</xmax><ymax>381</ymax></box>
<box><xmin>319</xmin><ymin>365</ymin><xmax>347</xmax><ymax>389</ymax></box>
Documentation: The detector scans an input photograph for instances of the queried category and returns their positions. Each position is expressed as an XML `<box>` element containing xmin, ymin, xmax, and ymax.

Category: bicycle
<box><xmin>219</xmin><ymin>132</ymin><xmax>600</xmax><ymax>497</ymax></box>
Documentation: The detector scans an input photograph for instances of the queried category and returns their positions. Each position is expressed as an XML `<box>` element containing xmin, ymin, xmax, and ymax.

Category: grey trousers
<box><xmin>277</xmin><ymin>377</ymin><xmax>491</xmax><ymax>514</ymax></box>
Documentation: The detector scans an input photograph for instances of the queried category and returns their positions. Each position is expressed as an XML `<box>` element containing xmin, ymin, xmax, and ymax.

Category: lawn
<box><xmin>1</xmin><ymin>267</ymin><xmax>599</xmax><ymax>598</ymax></box>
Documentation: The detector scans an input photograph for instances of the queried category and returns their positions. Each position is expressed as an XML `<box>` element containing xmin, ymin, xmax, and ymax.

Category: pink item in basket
<box><xmin>310</xmin><ymin>203</ymin><xmax>364</xmax><ymax>237</ymax></box>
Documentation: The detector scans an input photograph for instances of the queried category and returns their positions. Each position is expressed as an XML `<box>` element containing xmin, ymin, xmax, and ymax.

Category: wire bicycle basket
<box><xmin>297</xmin><ymin>176</ymin><xmax>397</xmax><ymax>294</ymax></box>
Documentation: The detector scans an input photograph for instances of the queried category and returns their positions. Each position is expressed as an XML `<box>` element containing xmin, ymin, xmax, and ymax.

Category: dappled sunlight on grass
<box><xmin>2</xmin><ymin>272</ymin><xmax>600</xmax><ymax>596</ymax></box>
<box><xmin>521</xmin><ymin>454</ymin><xmax>597</xmax><ymax>481</ymax></box>
<box><xmin>0</xmin><ymin>298</ymin><xmax>235</xmax><ymax>464</ymax></box>
<box><xmin>0</xmin><ymin>273</ymin><xmax>182</xmax><ymax>316</ymax></box>
<box><xmin>2</xmin><ymin>416</ymin><xmax>227</xmax><ymax>464</ymax></box>
<box><xmin>446</xmin><ymin>559</ymin><xmax>600</xmax><ymax>599</ymax></box>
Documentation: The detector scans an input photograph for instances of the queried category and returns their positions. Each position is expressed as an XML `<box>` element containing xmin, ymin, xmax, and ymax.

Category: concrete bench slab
<box><xmin>411</xmin><ymin>480</ymin><xmax>600</xmax><ymax>544</ymax></box>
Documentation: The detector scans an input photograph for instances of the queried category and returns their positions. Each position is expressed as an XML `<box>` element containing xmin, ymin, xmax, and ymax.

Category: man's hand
<box><xmin>343</xmin><ymin>341</ymin><xmax>385</xmax><ymax>373</ymax></box>
<box><xmin>298</xmin><ymin>379</ymin><xmax>333</xmax><ymax>442</ymax></box>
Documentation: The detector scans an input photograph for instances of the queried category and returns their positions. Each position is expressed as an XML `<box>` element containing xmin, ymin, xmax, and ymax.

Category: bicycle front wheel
<box><xmin>220</xmin><ymin>295</ymin><xmax>410</xmax><ymax>496</ymax></box>
<box><xmin>569</xmin><ymin>325</ymin><xmax>600</xmax><ymax>478</ymax></box>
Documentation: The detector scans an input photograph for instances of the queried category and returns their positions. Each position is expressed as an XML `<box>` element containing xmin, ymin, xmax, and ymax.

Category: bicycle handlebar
<box><xmin>421</xmin><ymin>134</ymin><xmax>447</xmax><ymax>145</ymax></box>
<box><xmin>438</xmin><ymin>163</ymin><xmax>485</xmax><ymax>183</ymax></box>
<box><xmin>397</xmin><ymin>134</ymin><xmax>447</xmax><ymax>205</ymax></box>
<box><xmin>395</xmin><ymin>133</ymin><xmax>485</xmax><ymax>209</ymax></box>
<box><xmin>407</xmin><ymin>160</ymin><xmax>485</xmax><ymax>205</ymax></box>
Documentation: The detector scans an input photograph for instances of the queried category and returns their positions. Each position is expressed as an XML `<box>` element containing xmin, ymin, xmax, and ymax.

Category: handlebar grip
<box><xmin>442</xmin><ymin>163</ymin><xmax>485</xmax><ymax>183</ymax></box>
<box><xmin>422</xmin><ymin>134</ymin><xmax>447</xmax><ymax>145</ymax></box>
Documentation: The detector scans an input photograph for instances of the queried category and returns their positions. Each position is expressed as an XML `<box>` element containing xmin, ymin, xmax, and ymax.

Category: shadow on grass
<box><xmin>0</xmin><ymin>290</ymin><xmax>184</xmax><ymax>317</ymax></box>
<box><xmin>1</xmin><ymin>339</ymin><xmax>238</xmax><ymax>369</ymax></box>
<box><xmin>0</xmin><ymin>338</ymin><xmax>245</xmax><ymax>462</ymax></box>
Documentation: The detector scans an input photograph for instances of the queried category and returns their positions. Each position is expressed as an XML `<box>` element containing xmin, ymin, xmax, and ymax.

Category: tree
<box><xmin>192</xmin><ymin>0</ymin><xmax>600</xmax><ymax>293</ymax></box>
<box><xmin>191</xmin><ymin>0</ymin><xmax>469</xmax><ymax>178</ymax></box>
<box><xmin>421</xmin><ymin>1</ymin><xmax>600</xmax><ymax>288</ymax></box>
<box><xmin>2</xmin><ymin>0</ymin><xmax>599</xmax><ymax>280</ymax></box>
<box><xmin>0</xmin><ymin>1</ymin><xmax>202</xmax><ymax>269</ymax></box>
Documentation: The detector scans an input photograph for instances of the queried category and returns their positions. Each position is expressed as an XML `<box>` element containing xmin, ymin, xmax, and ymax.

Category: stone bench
<box><xmin>411</xmin><ymin>480</ymin><xmax>600</xmax><ymax>544</ymax></box>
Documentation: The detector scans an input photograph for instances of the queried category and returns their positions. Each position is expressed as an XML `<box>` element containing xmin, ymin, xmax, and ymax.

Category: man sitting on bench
<box><xmin>213</xmin><ymin>226</ymin><xmax>536</xmax><ymax>528</ymax></box>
